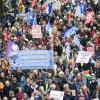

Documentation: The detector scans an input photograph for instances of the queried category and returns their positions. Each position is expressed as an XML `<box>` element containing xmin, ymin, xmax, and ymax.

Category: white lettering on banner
<box><xmin>32</xmin><ymin>25</ymin><xmax>42</xmax><ymax>38</ymax></box>
<box><xmin>9</xmin><ymin>50</ymin><xmax>54</xmax><ymax>69</ymax></box>
<box><xmin>50</xmin><ymin>90</ymin><xmax>64</xmax><ymax>100</ymax></box>
<box><xmin>76</xmin><ymin>51</ymin><xmax>93</xmax><ymax>63</ymax></box>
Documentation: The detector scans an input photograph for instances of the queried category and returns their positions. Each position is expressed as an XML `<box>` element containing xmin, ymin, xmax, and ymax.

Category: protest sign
<box><xmin>85</xmin><ymin>11</ymin><xmax>94</xmax><ymax>24</ymax></box>
<box><xmin>9</xmin><ymin>50</ymin><xmax>54</xmax><ymax>69</ymax></box>
<box><xmin>50</xmin><ymin>90</ymin><xmax>64</xmax><ymax>100</ymax></box>
<box><xmin>76</xmin><ymin>51</ymin><xmax>93</xmax><ymax>63</ymax></box>
<box><xmin>32</xmin><ymin>25</ymin><xmax>42</xmax><ymax>38</ymax></box>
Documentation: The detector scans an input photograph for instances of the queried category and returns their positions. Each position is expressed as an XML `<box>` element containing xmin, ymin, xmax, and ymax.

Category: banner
<box><xmin>9</xmin><ymin>50</ymin><xmax>54</xmax><ymax>69</ymax></box>
<box><xmin>50</xmin><ymin>90</ymin><xmax>64</xmax><ymax>100</ymax></box>
<box><xmin>32</xmin><ymin>25</ymin><xmax>42</xmax><ymax>38</ymax></box>
<box><xmin>76</xmin><ymin>51</ymin><xmax>93</xmax><ymax>63</ymax></box>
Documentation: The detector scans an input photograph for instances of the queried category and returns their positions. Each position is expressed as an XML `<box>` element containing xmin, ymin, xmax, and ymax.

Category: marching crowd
<box><xmin>0</xmin><ymin>0</ymin><xmax>100</xmax><ymax>100</ymax></box>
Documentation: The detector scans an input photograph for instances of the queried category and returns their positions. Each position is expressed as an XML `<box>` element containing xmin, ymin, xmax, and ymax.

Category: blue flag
<box><xmin>28</xmin><ymin>11</ymin><xmax>34</xmax><ymax>25</ymax></box>
<box><xmin>28</xmin><ymin>11</ymin><xmax>37</xmax><ymax>25</ymax></box>
<box><xmin>33</xmin><ymin>14</ymin><xmax>37</xmax><ymax>25</ymax></box>
<box><xmin>46</xmin><ymin>3</ymin><xmax>52</xmax><ymax>16</ymax></box>
<box><xmin>64</xmin><ymin>27</ymin><xmax>76</xmax><ymax>37</ymax></box>
<box><xmin>80</xmin><ymin>3</ymin><xmax>87</xmax><ymax>13</ymax></box>
<box><xmin>45</xmin><ymin>21</ymin><xmax>52</xmax><ymax>34</ymax></box>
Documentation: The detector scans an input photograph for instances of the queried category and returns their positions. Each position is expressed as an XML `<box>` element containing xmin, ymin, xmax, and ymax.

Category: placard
<box><xmin>76</xmin><ymin>51</ymin><xmax>93</xmax><ymax>63</ymax></box>
<box><xmin>32</xmin><ymin>25</ymin><xmax>42</xmax><ymax>38</ymax></box>
<box><xmin>50</xmin><ymin>90</ymin><xmax>64</xmax><ymax>100</ymax></box>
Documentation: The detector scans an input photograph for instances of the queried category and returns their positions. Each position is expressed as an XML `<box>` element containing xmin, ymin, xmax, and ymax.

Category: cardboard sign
<box><xmin>50</xmin><ymin>90</ymin><xmax>64</xmax><ymax>100</ymax></box>
<box><xmin>76</xmin><ymin>51</ymin><xmax>93</xmax><ymax>63</ymax></box>
<box><xmin>32</xmin><ymin>25</ymin><xmax>42</xmax><ymax>38</ymax></box>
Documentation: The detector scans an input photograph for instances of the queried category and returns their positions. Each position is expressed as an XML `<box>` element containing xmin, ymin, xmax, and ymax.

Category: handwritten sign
<box><xmin>76</xmin><ymin>51</ymin><xmax>93</xmax><ymax>63</ymax></box>
<box><xmin>50</xmin><ymin>90</ymin><xmax>64</xmax><ymax>100</ymax></box>
<box><xmin>32</xmin><ymin>25</ymin><xmax>42</xmax><ymax>38</ymax></box>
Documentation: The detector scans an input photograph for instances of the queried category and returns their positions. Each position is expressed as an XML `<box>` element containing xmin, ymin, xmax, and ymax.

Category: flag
<box><xmin>75</xmin><ymin>5</ymin><xmax>85</xmax><ymax>17</ymax></box>
<box><xmin>81</xmin><ymin>70</ymin><xmax>92</xmax><ymax>79</ymax></box>
<box><xmin>82</xmin><ymin>70</ymin><xmax>89</xmax><ymax>75</ymax></box>
<box><xmin>31</xmin><ymin>0</ymin><xmax>37</xmax><ymax>7</ymax></box>
<box><xmin>45</xmin><ymin>21</ymin><xmax>52</xmax><ymax>34</ymax></box>
<box><xmin>64</xmin><ymin>27</ymin><xmax>76</xmax><ymax>37</ymax></box>
<box><xmin>82</xmin><ymin>74</ymin><xmax>92</xmax><ymax>79</ymax></box>
<box><xmin>28</xmin><ymin>11</ymin><xmax>37</xmax><ymax>25</ymax></box>
<box><xmin>46</xmin><ymin>3</ymin><xmax>52</xmax><ymax>16</ymax></box>
<box><xmin>28</xmin><ymin>11</ymin><xmax>34</xmax><ymax>25</ymax></box>
<box><xmin>80</xmin><ymin>2</ymin><xmax>87</xmax><ymax>13</ymax></box>
<box><xmin>33</xmin><ymin>14</ymin><xmax>37</xmax><ymax>25</ymax></box>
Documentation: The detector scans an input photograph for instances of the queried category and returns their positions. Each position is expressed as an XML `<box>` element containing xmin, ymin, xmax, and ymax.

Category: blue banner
<box><xmin>9</xmin><ymin>50</ymin><xmax>54</xmax><ymax>69</ymax></box>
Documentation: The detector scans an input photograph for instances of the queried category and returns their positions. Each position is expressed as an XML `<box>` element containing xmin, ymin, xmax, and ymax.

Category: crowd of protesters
<box><xmin>0</xmin><ymin>0</ymin><xmax>100</xmax><ymax>100</ymax></box>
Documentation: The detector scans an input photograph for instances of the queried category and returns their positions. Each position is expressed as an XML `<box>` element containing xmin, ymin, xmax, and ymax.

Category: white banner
<box><xmin>50</xmin><ymin>90</ymin><xmax>64</xmax><ymax>100</ymax></box>
<box><xmin>76</xmin><ymin>51</ymin><xmax>93</xmax><ymax>63</ymax></box>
